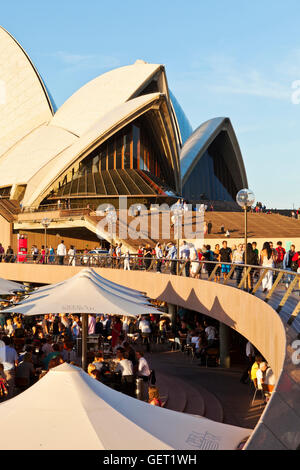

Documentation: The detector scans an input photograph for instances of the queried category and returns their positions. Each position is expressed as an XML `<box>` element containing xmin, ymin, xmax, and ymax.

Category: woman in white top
<box><xmin>5</xmin><ymin>318</ymin><xmax>14</xmax><ymax>337</ymax></box>
<box><xmin>260</xmin><ymin>242</ymin><xmax>275</xmax><ymax>292</ymax></box>
<box><xmin>232</xmin><ymin>244</ymin><xmax>244</xmax><ymax>286</ymax></box>
<box><xmin>190</xmin><ymin>246</ymin><xmax>200</xmax><ymax>278</ymax></box>
<box><xmin>122</xmin><ymin>251</ymin><xmax>130</xmax><ymax>270</ymax></box>
<box><xmin>68</xmin><ymin>245</ymin><xmax>76</xmax><ymax>266</ymax></box>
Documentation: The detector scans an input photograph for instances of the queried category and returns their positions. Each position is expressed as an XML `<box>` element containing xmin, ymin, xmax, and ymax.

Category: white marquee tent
<box><xmin>3</xmin><ymin>268</ymin><xmax>161</xmax><ymax>368</ymax></box>
<box><xmin>3</xmin><ymin>268</ymin><xmax>160</xmax><ymax>316</ymax></box>
<box><xmin>0</xmin><ymin>363</ymin><xmax>251</xmax><ymax>450</ymax></box>
<box><xmin>30</xmin><ymin>268</ymin><xmax>147</xmax><ymax>299</ymax></box>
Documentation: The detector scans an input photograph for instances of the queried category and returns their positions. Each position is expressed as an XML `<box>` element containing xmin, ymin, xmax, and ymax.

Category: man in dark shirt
<box><xmin>176</xmin><ymin>321</ymin><xmax>188</xmax><ymax>351</ymax></box>
<box><xmin>219</xmin><ymin>241</ymin><xmax>232</xmax><ymax>280</ymax></box>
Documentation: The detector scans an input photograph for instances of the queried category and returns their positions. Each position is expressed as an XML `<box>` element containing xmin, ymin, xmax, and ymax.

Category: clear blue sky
<box><xmin>2</xmin><ymin>1</ymin><xmax>300</xmax><ymax>208</ymax></box>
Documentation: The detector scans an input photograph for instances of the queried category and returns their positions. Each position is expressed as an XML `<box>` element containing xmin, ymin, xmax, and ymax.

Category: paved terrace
<box><xmin>3</xmin><ymin>201</ymin><xmax>300</xmax><ymax>252</ymax></box>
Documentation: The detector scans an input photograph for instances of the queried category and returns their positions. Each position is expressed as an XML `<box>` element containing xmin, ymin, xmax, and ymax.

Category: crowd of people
<box><xmin>1</xmin><ymin>238</ymin><xmax>299</xmax><ymax>296</ymax></box>
<box><xmin>185</xmin><ymin>240</ymin><xmax>300</xmax><ymax>292</ymax></box>
<box><xmin>0</xmin><ymin>292</ymin><xmax>278</xmax><ymax>409</ymax></box>
<box><xmin>0</xmin><ymin>310</ymin><xmax>174</xmax><ymax>405</ymax></box>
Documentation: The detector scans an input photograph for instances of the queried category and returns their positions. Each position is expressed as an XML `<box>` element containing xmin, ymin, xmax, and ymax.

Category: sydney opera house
<box><xmin>0</xmin><ymin>25</ymin><xmax>248</xmax><ymax>250</ymax></box>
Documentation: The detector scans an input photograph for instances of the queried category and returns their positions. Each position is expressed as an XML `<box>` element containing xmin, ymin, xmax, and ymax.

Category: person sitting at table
<box><xmin>42</xmin><ymin>343</ymin><xmax>62</xmax><ymax>370</ymax></box>
<box><xmin>251</xmin><ymin>355</ymin><xmax>263</xmax><ymax>388</ymax></box>
<box><xmin>62</xmin><ymin>340</ymin><xmax>76</xmax><ymax>363</ymax></box>
<box><xmin>15</xmin><ymin>352</ymin><xmax>35</xmax><ymax>391</ymax></box>
<box><xmin>123</xmin><ymin>342</ymin><xmax>137</xmax><ymax>366</ymax></box>
<box><xmin>90</xmin><ymin>368</ymin><xmax>101</xmax><ymax>381</ymax></box>
<box><xmin>0</xmin><ymin>363</ymin><xmax>8</xmax><ymax>400</ymax></box>
<box><xmin>175</xmin><ymin>320</ymin><xmax>188</xmax><ymax>351</ymax></box>
<box><xmin>115</xmin><ymin>347</ymin><xmax>135</xmax><ymax>397</ymax></box>
<box><xmin>92</xmin><ymin>352</ymin><xmax>105</xmax><ymax>371</ymax></box>
<box><xmin>112</xmin><ymin>334</ymin><xmax>125</xmax><ymax>354</ymax></box>
<box><xmin>87</xmin><ymin>363</ymin><xmax>97</xmax><ymax>377</ymax></box>
<box><xmin>148</xmin><ymin>386</ymin><xmax>162</xmax><ymax>407</ymax></box>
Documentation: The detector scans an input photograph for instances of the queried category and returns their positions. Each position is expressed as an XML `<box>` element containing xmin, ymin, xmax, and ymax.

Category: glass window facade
<box><xmin>169</xmin><ymin>90</ymin><xmax>193</xmax><ymax>145</ymax></box>
<box><xmin>76</xmin><ymin>118</ymin><xmax>174</xmax><ymax>186</ymax></box>
<box><xmin>54</xmin><ymin>117</ymin><xmax>176</xmax><ymax>199</ymax></box>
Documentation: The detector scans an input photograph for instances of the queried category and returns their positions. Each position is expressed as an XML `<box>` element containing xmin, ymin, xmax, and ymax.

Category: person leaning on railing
<box><xmin>179</xmin><ymin>241</ymin><xmax>191</xmax><ymax>277</ymax></box>
<box><xmin>166</xmin><ymin>241</ymin><xmax>177</xmax><ymax>275</ymax></box>
<box><xmin>232</xmin><ymin>244</ymin><xmax>244</xmax><ymax>286</ymax></box>
<box><xmin>260</xmin><ymin>242</ymin><xmax>276</xmax><ymax>293</ymax></box>
<box><xmin>143</xmin><ymin>244</ymin><xmax>152</xmax><ymax>271</ymax></box>
<box><xmin>202</xmin><ymin>245</ymin><xmax>215</xmax><ymax>278</ymax></box>
<box><xmin>57</xmin><ymin>240</ymin><xmax>66</xmax><ymax>265</ymax></box>
<box><xmin>190</xmin><ymin>245</ymin><xmax>200</xmax><ymax>279</ymax></box>
<box><xmin>243</xmin><ymin>243</ymin><xmax>257</xmax><ymax>292</ymax></box>
<box><xmin>68</xmin><ymin>245</ymin><xmax>76</xmax><ymax>266</ymax></box>
<box><xmin>155</xmin><ymin>243</ymin><xmax>163</xmax><ymax>273</ymax></box>
<box><xmin>283</xmin><ymin>245</ymin><xmax>296</xmax><ymax>288</ymax></box>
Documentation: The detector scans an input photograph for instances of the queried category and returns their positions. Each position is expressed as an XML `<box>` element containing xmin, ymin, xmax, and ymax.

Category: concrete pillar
<box><xmin>81</xmin><ymin>314</ymin><xmax>88</xmax><ymax>371</ymax></box>
<box><xmin>219</xmin><ymin>322</ymin><xmax>231</xmax><ymax>368</ymax></box>
<box><xmin>167</xmin><ymin>303</ymin><xmax>176</xmax><ymax>331</ymax></box>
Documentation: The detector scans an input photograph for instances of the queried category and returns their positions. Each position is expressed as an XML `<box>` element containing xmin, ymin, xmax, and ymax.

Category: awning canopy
<box><xmin>0</xmin><ymin>363</ymin><xmax>251</xmax><ymax>450</ymax></box>
<box><xmin>0</xmin><ymin>277</ymin><xmax>25</xmax><ymax>295</ymax></box>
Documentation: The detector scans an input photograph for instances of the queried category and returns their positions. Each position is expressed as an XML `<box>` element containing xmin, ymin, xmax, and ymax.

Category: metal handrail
<box><xmin>11</xmin><ymin>253</ymin><xmax>300</xmax><ymax>323</ymax></box>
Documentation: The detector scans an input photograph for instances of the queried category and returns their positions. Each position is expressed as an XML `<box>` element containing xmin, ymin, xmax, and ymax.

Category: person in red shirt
<box><xmin>275</xmin><ymin>241</ymin><xmax>286</xmax><ymax>269</ymax></box>
<box><xmin>137</xmin><ymin>245</ymin><xmax>144</xmax><ymax>269</ymax></box>
<box><xmin>291</xmin><ymin>251</ymin><xmax>300</xmax><ymax>270</ymax></box>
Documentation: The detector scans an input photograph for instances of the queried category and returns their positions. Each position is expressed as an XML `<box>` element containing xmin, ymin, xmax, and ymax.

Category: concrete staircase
<box><xmin>204</xmin><ymin>211</ymin><xmax>300</xmax><ymax>238</ymax></box>
<box><xmin>0</xmin><ymin>199</ymin><xmax>20</xmax><ymax>222</ymax></box>
<box><xmin>152</xmin><ymin>365</ymin><xmax>224</xmax><ymax>422</ymax></box>
<box><xmin>86</xmin><ymin>210</ymin><xmax>300</xmax><ymax>248</ymax></box>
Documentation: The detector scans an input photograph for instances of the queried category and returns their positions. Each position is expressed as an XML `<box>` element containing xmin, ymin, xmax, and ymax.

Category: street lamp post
<box><xmin>172</xmin><ymin>204</ymin><xmax>183</xmax><ymax>275</ymax></box>
<box><xmin>236</xmin><ymin>189</ymin><xmax>255</xmax><ymax>290</ymax></box>
<box><xmin>41</xmin><ymin>218</ymin><xmax>51</xmax><ymax>262</ymax></box>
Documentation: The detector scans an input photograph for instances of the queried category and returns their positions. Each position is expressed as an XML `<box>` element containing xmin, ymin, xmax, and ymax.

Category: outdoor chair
<box><xmin>205</xmin><ymin>347</ymin><xmax>219</xmax><ymax>367</ymax></box>
<box><xmin>251</xmin><ymin>381</ymin><xmax>266</xmax><ymax>408</ymax></box>
<box><xmin>183</xmin><ymin>342</ymin><xmax>196</xmax><ymax>361</ymax></box>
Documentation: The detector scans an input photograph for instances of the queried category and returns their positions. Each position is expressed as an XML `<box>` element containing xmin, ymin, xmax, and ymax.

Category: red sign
<box><xmin>17</xmin><ymin>235</ymin><xmax>27</xmax><ymax>263</ymax></box>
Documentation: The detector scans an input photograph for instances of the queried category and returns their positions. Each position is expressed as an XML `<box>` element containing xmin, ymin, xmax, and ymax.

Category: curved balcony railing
<box><xmin>10</xmin><ymin>253</ymin><xmax>300</xmax><ymax>325</ymax></box>
<box><xmin>1</xmin><ymin>253</ymin><xmax>299</xmax><ymax>449</ymax></box>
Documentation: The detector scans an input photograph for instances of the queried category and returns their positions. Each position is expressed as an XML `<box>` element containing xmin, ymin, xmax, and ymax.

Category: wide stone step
<box><xmin>188</xmin><ymin>383</ymin><xmax>224</xmax><ymax>423</ymax></box>
<box><xmin>153</xmin><ymin>370</ymin><xmax>225</xmax><ymax>423</ymax></box>
<box><xmin>155</xmin><ymin>372</ymin><xmax>188</xmax><ymax>413</ymax></box>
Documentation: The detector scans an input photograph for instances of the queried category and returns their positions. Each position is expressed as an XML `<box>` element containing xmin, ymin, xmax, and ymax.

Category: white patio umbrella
<box><xmin>0</xmin><ymin>363</ymin><xmax>252</xmax><ymax>450</ymax></box>
<box><xmin>0</xmin><ymin>277</ymin><xmax>25</xmax><ymax>295</ymax></box>
<box><xmin>3</xmin><ymin>269</ymin><xmax>162</xmax><ymax>369</ymax></box>
<box><xmin>30</xmin><ymin>268</ymin><xmax>145</xmax><ymax>297</ymax></box>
